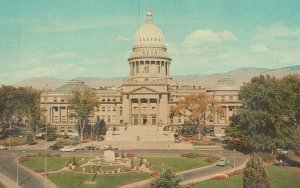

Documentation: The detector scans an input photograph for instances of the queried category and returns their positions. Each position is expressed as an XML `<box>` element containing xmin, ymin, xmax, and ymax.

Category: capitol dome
<box><xmin>133</xmin><ymin>11</ymin><xmax>165</xmax><ymax>47</ymax></box>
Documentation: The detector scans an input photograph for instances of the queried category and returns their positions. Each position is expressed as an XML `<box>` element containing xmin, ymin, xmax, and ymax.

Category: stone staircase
<box><xmin>105</xmin><ymin>125</ymin><xmax>174</xmax><ymax>141</ymax></box>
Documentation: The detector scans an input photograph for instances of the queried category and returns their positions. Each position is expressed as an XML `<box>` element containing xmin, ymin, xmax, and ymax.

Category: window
<box><xmin>102</xmin><ymin>106</ymin><xmax>105</xmax><ymax>111</ymax></box>
<box><xmin>54</xmin><ymin>97</ymin><xmax>57</xmax><ymax>102</ymax></box>
<box><xmin>221</xmin><ymin>96</ymin><xmax>225</xmax><ymax>101</ymax></box>
<box><xmin>141</xmin><ymin>98</ymin><xmax>148</xmax><ymax>103</ymax></box>
<box><xmin>152</xmin><ymin>116</ymin><xmax>156</xmax><ymax>125</ymax></box>
<box><xmin>107</xmin><ymin>116</ymin><xmax>111</xmax><ymax>123</ymax></box>
<box><xmin>143</xmin><ymin>116</ymin><xmax>147</xmax><ymax>125</ymax></box>
<box><xmin>136</xmin><ymin>63</ymin><xmax>139</xmax><ymax>74</ymax></box>
<box><xmin>101</xmin><ymin>98</ymin><xmax>105</xmax><ymax>102</ymax></box>
<box><xmin>133</xmin><ymin>116</ymin><xmax>138</xmax><ymax>125</ymax></box>
<box><xmin>120</xmin><ymin>107</ymin><xmax>123</xmax><ymax>115</ymax></box>
<box><xmin>178</xmin><ymin>118</ymin><xmax>181</xmax><ymax>123</ymax></box>
<box><xmin>107</xmin><ymin>98</ymin><xmax>111</xmax><ymax>102</ymax></box>
<box><xmin>107</xmin><ymin>106</ymin><xmax>111</xmax><ymax>112</ymax></box>
<box><xmin>150</xmin><ymin>98</ymin><xmax>157</xmax><ymax>103</ymax></box>
<box><xmin>113</xmin><ymin>106</ymin><xmax>116</xmax><ymax>111</ymax></box>
<box><xmin>113</xmin><ymin>98</ymin><xmax>116</xmax><ymax>102</ymax></box>
<box><xmin>61</xmin><ymin>98</ymin><xmax>65</xmax><ymax>102</ymax></box>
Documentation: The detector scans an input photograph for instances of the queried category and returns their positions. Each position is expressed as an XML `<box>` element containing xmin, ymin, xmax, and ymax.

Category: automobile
<box><xmin>74</xmin><ymin>144</ymin><xmax>85</xmax><ymax>150</ymax></box>
<box><xmin>217</xmin><ymin>157</ymin><xmax>231</xmax><ymax>166</ymax></box>
<box><xmin>84</xmin><ymin>145</ymin><xmax>100</xmax><ymax>150</ymax></box>
<box><xmin>276</xmin><ymin>149</ymin><xmax>288</xmax><ymax>155</ymax></box>
<box><xmin>48</xmin><ymin>143</ymin><xmax>63</xmax><ymax>150</ymax></box>
<box><xmin>0</xmin><ymin>145</ymin><xmax>8</xmax><ymax>150</ymax></box>
<box><xmin>103</xmin><ymin>145</ymin><xmax>118</xmax><ymax>151</ymax></box>
<box><xmin>60</xmin><ymin>146</ymin><xmax>76</xmax><ymax>152</ymax></box>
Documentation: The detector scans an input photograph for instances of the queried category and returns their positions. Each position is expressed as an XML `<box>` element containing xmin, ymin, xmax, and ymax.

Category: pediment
<box><xmin>129</xmin><ymin>86</ymin><xmax>160</xmax><ymax>94</ymax></box>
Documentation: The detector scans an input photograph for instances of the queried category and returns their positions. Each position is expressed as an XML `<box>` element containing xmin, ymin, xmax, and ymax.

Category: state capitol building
<box><xmin>41</xmin><ymin>11</ymin><xmax>241</xmax><ymax>140</ymax></box>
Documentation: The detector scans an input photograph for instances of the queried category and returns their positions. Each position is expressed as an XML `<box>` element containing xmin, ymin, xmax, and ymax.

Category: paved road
<box><xmin>129</xmin><ymin>149</ymin><xmax>247</xmax><ymax>188</ymax></box>
<box><xmin>0</xmin><ymin>151</ymin><xmax>44</xmax><ymax>188</ymax></box>
<box><xmin>0</xmin><ymin>146</ymin><xmax>246</xmax><ymax>188</ymax></box>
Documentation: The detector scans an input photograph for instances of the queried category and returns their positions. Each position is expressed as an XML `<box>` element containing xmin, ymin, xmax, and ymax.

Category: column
<box><xmin>138</xmin><ymin>98</ymin><xmax>141</xmax><ymax>125</ymax></box>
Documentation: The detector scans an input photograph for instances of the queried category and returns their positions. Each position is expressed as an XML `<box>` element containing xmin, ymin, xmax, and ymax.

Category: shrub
<box><xmin>62</xmin><ymin>133</ymin><xmax>69</xmax><ymax>139</ymax></box>
<box><xmin>243</xmin><ymin>153</ymin><xmax>270</xmax><ymax>188</ymax></box>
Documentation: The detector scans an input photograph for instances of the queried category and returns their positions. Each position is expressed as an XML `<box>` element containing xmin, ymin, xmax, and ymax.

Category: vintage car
<box><xmin>217</xmin><ymin>157</ymin><xmax>231</xmax><ymax>166</ymax></box>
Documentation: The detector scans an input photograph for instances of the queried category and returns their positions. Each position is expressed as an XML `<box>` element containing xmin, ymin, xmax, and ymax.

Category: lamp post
<box><xmin>90</xmin><ymin>123</ymin><xmax>93</xmax><ymax>182</ymax></box>
<box><xmin>16</xmin><ymin>160</ymin><xmax>19</xmax><ymax>186</ymax></box>
<box><xmin>233</xmin><ymin>148</ymin><xmax>236</xmax><ymax>168</ymax></box>
<box><xmin>44</xmin><ymin>84</ymin><xmax>48</xmax><ymax>188</ymax></box>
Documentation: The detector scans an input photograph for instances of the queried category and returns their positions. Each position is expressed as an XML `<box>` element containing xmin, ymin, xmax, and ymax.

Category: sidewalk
<box><xmin>0</xmin><ymin>171</ymin><xmax>20</xmax><ymax>188</ymax></box>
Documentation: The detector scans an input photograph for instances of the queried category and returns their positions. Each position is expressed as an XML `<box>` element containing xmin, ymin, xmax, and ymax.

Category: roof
<box><xmin>207</xmin><ymin>77</ymin><xmax>240</xmax><ymax>91</ymax></box>
<box><xmin>54</xmin><ymin>79</ymin><xmax>88</xmax><ymax>92</ymax></box>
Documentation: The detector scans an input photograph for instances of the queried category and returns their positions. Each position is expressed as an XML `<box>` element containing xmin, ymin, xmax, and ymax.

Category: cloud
<box><xmin>184</xmin><ymin>29</ymin><xmax>237</xmax><ymax>46</ymax></box>
<box><xmin>250</xmin><ymin>44</ymin><xmax>269</xmax><ymax>53</ymax></box>
<box><xmin>52</xmin><ymin>52</ymin><xmax>76</xmax><ymax>60</ymax></box>
<box><xmin>256</xmin><ymin>23</ymin><xmax>300</xmax><ymax>39</ymax></box>
<box><xmin>116</xmin><ymin>36</ymin><xmax>129</xmax><ymax>42</ymax></box>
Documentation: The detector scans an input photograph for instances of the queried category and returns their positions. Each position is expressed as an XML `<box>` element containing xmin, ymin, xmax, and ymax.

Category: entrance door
<box><xmin>142</xmin><ymin>116</ymin><xmax>147</xmax><ymax>125</ymax></box>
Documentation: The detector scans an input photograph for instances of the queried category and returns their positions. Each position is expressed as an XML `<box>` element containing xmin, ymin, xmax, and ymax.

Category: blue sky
<box><xmin>0</xmin><ymin>0</ymin><xmax>300</xmax><ymax>84</ymax></box>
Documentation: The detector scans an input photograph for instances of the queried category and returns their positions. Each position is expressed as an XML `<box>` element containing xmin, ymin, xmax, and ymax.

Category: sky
<box><xmin>0</xmin><ymin>0</ymin><xmax>300</xmax><ymax>84</ymax></box>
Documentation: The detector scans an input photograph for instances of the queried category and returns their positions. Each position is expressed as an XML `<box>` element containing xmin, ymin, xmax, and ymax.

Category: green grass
<box><xmin>0</xmin><ymin>136</ymin><xmax>26</xmax><ymax>146</ymax></box>
<box><xmin>22</xmin><ymin>156</ymin><xmax>79</xmax><ymax>172</ymax></box>
<box><xmin>193</xmin><ymin>165</ymin><xmax>300</xmax><ymax>188</ymax></box>
<box><xmin>48</xmin><ymin>172</ymin><xmax>150</xmax><ymax>188</ymax></box>
<box><xmin>145</xmin><ymin>156</ymin><xmax>210</xmax><ymax>172</ymax></box>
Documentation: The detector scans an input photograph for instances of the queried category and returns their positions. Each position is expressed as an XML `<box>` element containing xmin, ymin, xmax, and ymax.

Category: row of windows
<box><xmin>100</xmin><ymin>97</ymin><xmax>122</xmax><ymax>102</ymax></box>
<box><xmin>139</xmin><ymin>37</ymin><xmax>161</xmax><ymax>42</ymax></box>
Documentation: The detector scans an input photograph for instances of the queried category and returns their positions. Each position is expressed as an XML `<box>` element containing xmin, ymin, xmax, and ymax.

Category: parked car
<box><xmin>276</xmin><ymin>148</ymin><xmax>288</xmax><ymax>155</ymax></box>
<box><xmin>84</xmin><ymin>145</ymin><xmax>100</xmax><ymax>151</ymax></box>
<box><xmin>74</xmin><ymin>144</ymin><xmax>85</xmax><ymax>150</ymax></box>
<box><xmin>60</xmin><ymin>146</ymin><xmax>76</xmax><ymax>152</ymax></box>
<box><xmin>48</xmin><ymin>143</ymin><xmax>63</xmax><ymax>150</ymax></box>
<box><xmin>217</xmin><ymin>157</ymin><xmax>231</xmax><ymax>166</ymax></box>
<box><xmin>0</xmin><ymin>145</ymin><xmax>8</xmax><ymax>150</ymax></box>
<box><xmin>103</xmin><ymin>145</ymin><xmax>118</xmax><ymax>151</ymax></box>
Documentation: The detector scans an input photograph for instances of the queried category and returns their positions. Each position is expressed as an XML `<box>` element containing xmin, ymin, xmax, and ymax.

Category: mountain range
<box><xmin>12</xmin><ymin>65</ymin><xmax>300</xmax><ymax>90</ymax></box>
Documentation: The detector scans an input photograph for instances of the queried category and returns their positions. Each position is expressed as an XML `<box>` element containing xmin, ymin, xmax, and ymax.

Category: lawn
<box><xmin>193</xmin><ymin>165</ymin><xmax>300</xmax><ymax>188</ymax></box>
<box><xmin>21</xmin><ymin>156</ymin><xmax>83</xmax><ymax>172</ymax></box>
<box><xmin>47</xmin><ymin>172</ymin><xmax>150</xmax><ymax>188</ymax></box>
<box><xmin>144</xmin><ymin>156</ymin><xmax>211</xmax><ymax>172</ymax></box>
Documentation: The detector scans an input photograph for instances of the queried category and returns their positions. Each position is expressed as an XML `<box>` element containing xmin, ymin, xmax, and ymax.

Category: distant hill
<box><xmin>12</xmin><ymin>65</ymin><xmax>300</xmax><ymax>90</ymax></box>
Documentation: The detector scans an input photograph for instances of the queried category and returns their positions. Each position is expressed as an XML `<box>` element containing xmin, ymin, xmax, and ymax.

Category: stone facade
<box><xmin>40</xmin><ymin>11</ymin><xmax>240</xmax><ymax>137</ymax></box>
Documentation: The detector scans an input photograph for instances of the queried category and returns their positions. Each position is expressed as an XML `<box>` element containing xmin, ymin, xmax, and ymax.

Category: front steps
<box><xmin>105</xmin><ymin>125</ymin><xmax>174</xmax><ymax>141</ymax></box>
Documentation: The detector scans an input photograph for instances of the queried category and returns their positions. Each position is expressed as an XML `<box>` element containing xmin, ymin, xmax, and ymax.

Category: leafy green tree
<box><xmin>243</xmin><ymin>154</ymin><xmax>270</xmax><ymax>188</ymax></box>
<box><xmin>170</xmin><ymin>93</ymin><xmax>221</xmax><ymax>139</ymax></box>
<box><xmin>66</xmin><ymin>87</ymin><xmax>99</xmax><ymax>141</ymax></box>
<box><xmin>226</xmin><ymin>75</ymin><xmax>299</xmax><ymax>153</ymax></box>
<box><xmin>150</xmin><ymin>168</ymin><xmax>182</xmax><ymax>188</ymax></box>
<box><xmin>46</xmin><ymin>124</ymin><xmax>56</xmax><ymax>141</ymax></box>
<box><xmin>26</xmin><ymin>130</ymin><xmax>35</xmax><ymax>145</ymax></box>
<box><xmin>93</xmin><ymin>119</ymin><xmax>107</xmax><ymax>136</ymax></box>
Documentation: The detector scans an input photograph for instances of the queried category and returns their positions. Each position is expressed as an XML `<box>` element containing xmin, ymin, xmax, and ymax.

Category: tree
<box><xmin>93</xmin><ymin>119</ymin><xmax>107</xmax><ymax>136</ymax></box>
<box><xmin>46</xmin><ymin>124</ymin><xmax>56</xmax><ymax>141</ymax></box>
<box><xmin>170</xmin><ymin>93</ymin><xmax>221</xmax><ymax>139</ymax></box>
<box><xmin>66</xmin><ymin>86</ymin><xmax>99</xmax><ymax>141</ymax></box>
<box><xmin>226</xmin><ymin>75</ymin><xmax>299</xmax><ymax>153</ymax></box>
<box><xmin>243</xmin><ymin>154</ymin><xmax>270</xmax><ymax>188</ymax></box>
<box><xmin>150</xmin><ymin>168</ymin><xmax>182</xmax><ymax>188</ymax></box>
<box><xmin>26</xmin><ymin>130</ymin><xmax>35</xmax><ymax>145</ymax></box>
